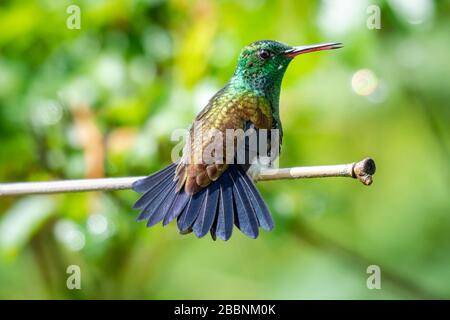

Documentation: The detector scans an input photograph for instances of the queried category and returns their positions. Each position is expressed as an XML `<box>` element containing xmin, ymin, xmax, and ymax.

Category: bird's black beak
<box><xmin>283</xmin><ymin>42</ymin><xmax>343</xmax><ymax>58</ymax></box>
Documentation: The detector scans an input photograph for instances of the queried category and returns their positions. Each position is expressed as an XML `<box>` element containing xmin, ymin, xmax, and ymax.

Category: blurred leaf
<box><xmin>0</xmin><ymin>196</ymin><xmax>55</xmax><ymax>259</ymax></box>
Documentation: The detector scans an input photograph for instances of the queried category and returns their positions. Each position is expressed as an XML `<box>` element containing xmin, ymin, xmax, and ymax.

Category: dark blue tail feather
<box><xmin>132</xmin><ymin>163</ymin><xmax>176</xmax><ymax>193</ymax></box>
<box><xmin>177</xmin><ymin>188</ymin><xmax>207</xmax><ymax>232</ymax></box>
<box><xmin>132</xmin><ymin>164</ymin><xmax>273</xmax><ymax>240</ymax></box>
<box><xmin>216</xmin><ymin>177</ymin><xmax>234</xmax><ymax>241</ymax></box>
<box><xmin>193</xmin><ymin>181</ymin><xmax>220</xmax><ymax>238</ymax></box>
<box><xmin>229</xmin><ymin>169</ymin><xmax>259</xmax><ymax>238</ymax></box>
<box><xmin>133</xmin><ymin>166</ymin><xmax>176</xmax><ymax>209</ymax></box>
<box><xmin>163</xmin><ymin>190</ymin><xmax>190</xmax><ymax>226</ymax></box>
<box><xmin>146</xmin><ymin>183</ymin><xmax>178</xmax><ymax>227</ymax></box>
<box><xmin>236</xmin><ymin>167</ymin><xmax>273</xmax><ymax>231</ymax></box>
<box><xmin>136</xmin><ymin>177</ymin><xmax>175</xmax><ymax>221</ymax></box>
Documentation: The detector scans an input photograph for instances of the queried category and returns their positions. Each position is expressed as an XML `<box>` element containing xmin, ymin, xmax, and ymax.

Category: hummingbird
<box><xmin>132</xmin><ymin>40</ymin><xmax>342</xmax><ymax>240</ymax></box>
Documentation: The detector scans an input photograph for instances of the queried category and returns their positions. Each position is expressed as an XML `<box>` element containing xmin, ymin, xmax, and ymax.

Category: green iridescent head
<box><xmin>232</xmin><ymin>40</ymin><xmax>343</xmax><ymax>92</ymax></box>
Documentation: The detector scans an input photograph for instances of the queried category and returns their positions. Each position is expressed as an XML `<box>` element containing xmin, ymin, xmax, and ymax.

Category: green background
<box><xmin>0</xmin><ymin>0</ymin><xmax>449</xmax><ymax>299</ymax></box>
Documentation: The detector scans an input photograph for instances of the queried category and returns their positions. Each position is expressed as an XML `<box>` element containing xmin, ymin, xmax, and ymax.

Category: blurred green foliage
<box><xmin>0</xmin><ymin>0</ymin><xmax>449</xmax><ymax>299</ymax></box>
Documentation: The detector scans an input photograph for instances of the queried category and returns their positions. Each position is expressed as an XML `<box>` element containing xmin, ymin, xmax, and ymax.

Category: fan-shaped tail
<box><xmin>132</xmin><ymin>164</ymin><xmax>273</xmax><ymax>240</ymax></box>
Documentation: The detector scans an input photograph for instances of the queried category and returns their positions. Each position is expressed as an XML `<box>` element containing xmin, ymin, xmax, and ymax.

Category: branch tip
<box><xmin>352</xmin><ymin>158</ymin><xmax>376</xmax><ymax>186</ymax></box>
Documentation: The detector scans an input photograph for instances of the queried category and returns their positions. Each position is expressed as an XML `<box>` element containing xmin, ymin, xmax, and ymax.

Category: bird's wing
<box><xmin>176</xmin><ymin>89</ymin><xmax>273</xmax><ymax>194</ymax></box>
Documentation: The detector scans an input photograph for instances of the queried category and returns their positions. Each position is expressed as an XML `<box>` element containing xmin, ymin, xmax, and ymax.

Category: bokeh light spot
<box><xmin>87</xmin><ymin>213</ymin><xmax>108</xmax><ymax>235</ymax></box>
<box><xmin>31</xmin><ymin>99</ymin><xmax>63</xmax><ymax>127</ymax></box>
<box><xmin>54</xmin><ymin>220</ymin><xmax>86</xmax><ymax>251</ymax></box>
<box><xmin>389</xmin><ymin>0</ymin><xmax>434</xmax><ymax>25</ymax></box>
<box><xmin>351</xmin><ymin>69</ymin><xmax>378</xmax><ymax>97</ymax></box>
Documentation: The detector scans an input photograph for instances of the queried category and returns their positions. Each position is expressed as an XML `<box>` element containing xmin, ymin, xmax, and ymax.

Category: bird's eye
<box><xmin>258</xmin><ymin>49</ymin><xmax>271</xmax><ymax>60</ymax></box>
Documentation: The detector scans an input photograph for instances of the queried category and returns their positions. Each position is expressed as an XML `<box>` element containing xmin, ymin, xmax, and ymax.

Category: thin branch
<box><xmin>0</xmin><ymin>158</ymin><xmax>375</xmax><ymax>197</ymax></box>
